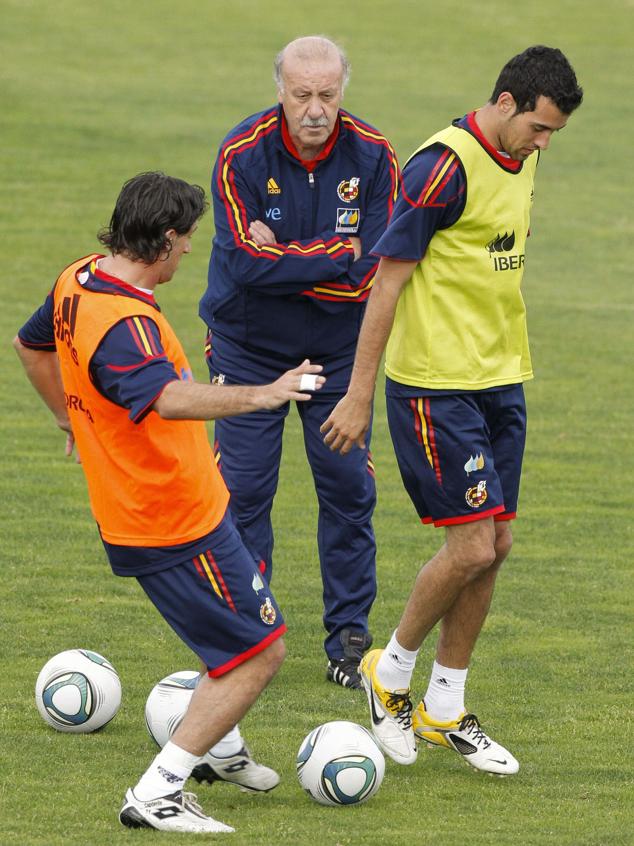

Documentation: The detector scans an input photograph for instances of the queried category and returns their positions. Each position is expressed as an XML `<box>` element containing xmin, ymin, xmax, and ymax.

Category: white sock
<box><xmin>134</xmin><ymin>741</ymin><xmax>203</xmax><ymax>800</ymax></box>
<box><xmin>375</xmin><ymin>631</ymin><xmax>419</xmax><ymax>691</ymax></box>
<box><xmin>209</xmin><ymin>725</ymin><xmax>243</xmax><ymax>759</ymax></box>
<box><xmin>423</xmin><ymin>661</ymin><xmax>468</xmax><ymax>722</ymax></box>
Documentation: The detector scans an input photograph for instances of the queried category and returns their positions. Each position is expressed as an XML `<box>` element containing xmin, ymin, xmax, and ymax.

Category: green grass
<box><xmin>1</xmin><ymin>1</ymin><xmax>633</xmax><ymax>843</ymax></box>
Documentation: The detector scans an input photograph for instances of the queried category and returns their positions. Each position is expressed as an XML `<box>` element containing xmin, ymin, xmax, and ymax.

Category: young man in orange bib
<box><xmin>14</xmin><ymin>172</ymin><xmax>325</xmax><ymax>833</ymax></box>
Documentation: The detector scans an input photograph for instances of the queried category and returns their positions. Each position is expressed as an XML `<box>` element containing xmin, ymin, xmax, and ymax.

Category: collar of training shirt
<box><xmin>76</xmin><ymin>258</ymin><xmax>160</xmax><ymax>309</ymax></box>
<box><xmin>461</xmin><ymin>111</ymin><xmax>522</xmax><ymax>173</ymax></box>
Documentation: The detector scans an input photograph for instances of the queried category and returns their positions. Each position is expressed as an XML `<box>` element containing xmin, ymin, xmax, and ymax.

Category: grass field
<box><xmin>1</xmin><ymin>1</ymin><xmax>633</xmax><ymax>843</ymax></box>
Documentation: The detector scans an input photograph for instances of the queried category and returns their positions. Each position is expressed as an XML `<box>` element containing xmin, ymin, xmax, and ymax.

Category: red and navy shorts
<box><xmin>136</xmin><ymin>514</ymin><xmax>286</xmax><ymax>677</ymax></box>
<box><xmin>386</xmin><ymin>383</ymin><xmax>526</xmax><ymax>527</ymax></box>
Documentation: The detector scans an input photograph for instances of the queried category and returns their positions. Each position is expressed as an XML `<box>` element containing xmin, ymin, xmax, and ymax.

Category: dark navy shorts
<box><xmin>386</xmin><ymin>385</ymin><xmax>527</xmax><ymax>527</ymax></box>
<box><xmin>136</xmin><ymin>514</ymin><xmax>286</xmax><ymax>677</ymax></box>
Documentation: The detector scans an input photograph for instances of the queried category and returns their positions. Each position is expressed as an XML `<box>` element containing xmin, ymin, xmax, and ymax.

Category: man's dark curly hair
<box><xmin>490</xmin><ymin>46</ymin><xmax>583</xmax><ymax>115</ymax></box>
<box><xmin>98</xmin><ymin>172</ymin><xmax>208</xmax><ymax>264</ymax></box>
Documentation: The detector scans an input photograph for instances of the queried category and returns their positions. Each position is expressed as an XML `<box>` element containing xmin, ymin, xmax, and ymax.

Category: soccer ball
<box><xmin>35</xmin><ymin>648</ymin><xmax>121</xmax><ymax>733</ymax></box>
<box><xmin>296</xmin><ymin>720</ymin><xmax>385</xmax><ymax>806</ymax></box>
<box><xmin>144</xmin><ymin>670</ymin><xmax>199</xmax><ymax>747</ymax></box>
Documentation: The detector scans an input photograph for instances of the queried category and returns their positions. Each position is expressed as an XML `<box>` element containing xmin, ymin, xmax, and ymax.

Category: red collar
<box><xmin>466</xmin><ymin>111</ymin><xmax>521</xmax><ymax>172</ymax></box>
<box><xmin>79</xmin><ymin>257</ymin><xmax>158</xmax><ymax>306</ymax></box>
<box><xmin>280</xmin><ymin>112</ymin><xmax>340</xmax><ymax>172</ymax></box>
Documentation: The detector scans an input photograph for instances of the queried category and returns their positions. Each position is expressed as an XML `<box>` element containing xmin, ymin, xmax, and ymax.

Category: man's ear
<box><xmin>496</xmin><ymin>91</ymin><xmax>517</xmax><ymax>116</ymax></box>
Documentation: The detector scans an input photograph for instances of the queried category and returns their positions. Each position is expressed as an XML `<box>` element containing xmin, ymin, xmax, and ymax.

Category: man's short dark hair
<box><xmin>490</xmin><ymin>46</ymin><xmax>583</xmax><ymax>115</ymax></box>
<box><xmin>98</xmin><ymin>172</ymin><xmax>208</xmax><ymax>264</ymax></box>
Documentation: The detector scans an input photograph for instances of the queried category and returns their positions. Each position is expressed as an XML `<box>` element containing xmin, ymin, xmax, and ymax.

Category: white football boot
<box><xmin>191</xmin><ymin>745</ymin><xmax>280</xmax><ymax>793</ymax></box>
<box><xmin>359</xmin><ymin>649</ymin><xmax>417</xmax><ymax>765</ymax></box>
<box><xmin>119</xmin><ymin>787</ymin><xmax>234</xmax><ymax>833</ymax></box>
<box><xmin>413</xmin><ymin>699</ymin><xmax>519</xmax><ymax>776</ymax></box>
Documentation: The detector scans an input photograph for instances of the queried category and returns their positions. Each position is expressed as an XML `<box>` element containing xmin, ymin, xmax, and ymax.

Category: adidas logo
<box><xmin>267</xmin><ymin>178</ymin><xmax>281</xmax><ymax>194</ymax></box>
<box><xmin>436</xmin><ymin>677</ymin><xmax>450</xmax><ymax>687</ymax></box>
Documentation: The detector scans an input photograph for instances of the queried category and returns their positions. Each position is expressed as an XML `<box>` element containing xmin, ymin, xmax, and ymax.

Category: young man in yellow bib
<box><xmin>322</xmin><ymin>46</ymin><xmax>582</xmax><ymax>774</ymax></box>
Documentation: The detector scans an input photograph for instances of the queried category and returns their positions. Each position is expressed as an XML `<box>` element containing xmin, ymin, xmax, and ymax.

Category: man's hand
<box><xmin>320</xmin><ymin>391</ymin><xmax>372</xmax><ymax>454</ymax></box>
<box><xmin>249</xmin><ymin>220</ymin><xmax>277</xmax><ymax>246</ymax></box>
<box><xmin>57</xmin><ymin>418</ymin><xmax>81</xmax><ymax>463</ymax></box>
<box><xmin>348</xmin><ymin>236</ymin><xmax>362</xmax><ymax>261</ymax></box>
<box><xmin>255</xmin><ymin>359</ymin><xmax>325</xmax><ymax>409</ymax></box>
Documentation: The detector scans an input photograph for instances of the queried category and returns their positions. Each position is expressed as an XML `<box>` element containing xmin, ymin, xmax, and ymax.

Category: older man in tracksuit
<box><xmin>199</xmin><ymin>36</ymin><xmax>399</xmax><ymax>688</ymax></box>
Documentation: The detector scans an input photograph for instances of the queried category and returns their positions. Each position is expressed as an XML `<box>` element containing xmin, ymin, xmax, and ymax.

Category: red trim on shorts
<box><xmin>258</xmin><ymin>559</ymin><xmax>266</xmax><ymax>574</ymax></box>
<box><xmin>207</xmin><ymin>624</ymin><xmax>287</xmax><ymax>677</ymax></box>
<box><xmin>495</xmin><ymin>511</ymin><xmax>516</xmax><ymax>522</ymax></box>
<box><xmin>205</xmin><ymin>550</ymin><xmax>237</xmax><ymax>613</ymax></box>
<box><xmin>421</xmin><ymin>504</ymin><xmax>505</xmax><ymax>527</ymax></box>
<box><xmin>423</xmin><ymin>398</ymin><xmax>443</xmax><ymax>484</ymax></box>
<box><xmin>410</xmin><ymin>398</ymin><xmax>423</xmax><ymax>445</ymax></box>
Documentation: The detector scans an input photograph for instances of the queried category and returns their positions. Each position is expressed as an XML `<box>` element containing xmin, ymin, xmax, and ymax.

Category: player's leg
<box><xmin>169</xmin><ymin>641</ymin><xmax>284</xmax><ymax>758</ymax></box>
<box><xmin>394</xmin><ymin>516</ymin><xmax>499</xmax><ymax>653</ymax></box>
<box><xmin>412</xmin><ymin>388</ymin><xmax>526</xmax><ymax>774</ymax></box>
<box><xmin>434</xmin><ymin>521</ymin><xmax>513</xmax><ymax>668</ymax></box>
<box><xmin>428</xmin><ymin>385</ymin><xmax>526</xmax><ymax>668</ymax></box>
<box><xmin>298</xmin><ymin>393</ymin><xmax>376</xmax><ymax>689</ymax></box>
<box><xmin>189</xmin><ymin>659</ymin><xmax>281</xmax><ymax>793</ymax></box>
<box><xmin>360</xmin><ymin>517</ymin><xmax>498</xmax><ymax>765</ymax></box>
<box><xmin>360</xmin><ymin>392</ymin><xmax>506</xmax><ymax>766</ymax></box>
<box><xmin>120</xmin><ymin>514</ymin><xmax>286</xmax><ymax>832</ymax></box>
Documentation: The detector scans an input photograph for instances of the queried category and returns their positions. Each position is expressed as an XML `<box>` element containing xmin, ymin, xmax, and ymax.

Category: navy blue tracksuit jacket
<box><xmin>200</xmin><ymin>105</ymin><xmax>399</xmax><ymax>658</ymax></box>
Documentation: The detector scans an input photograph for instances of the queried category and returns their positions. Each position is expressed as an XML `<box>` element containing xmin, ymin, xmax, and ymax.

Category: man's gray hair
<box><xmin>273</xmin><ymin>36</ymin><xmax>351</xmax><ymax>93</ymax></box>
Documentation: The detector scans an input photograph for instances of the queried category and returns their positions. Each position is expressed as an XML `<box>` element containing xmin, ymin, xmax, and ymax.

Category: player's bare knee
<box><xmin>494</xmin><ymin>524</ymin><xmax>513</xmax><ymax>563</ymax></box>
<box><xmin>445</xmin><ymin>521</ymin><xmax>496</xmax><ymax>579</ymax></box>
<box><xmin>466</xmin><ymin>544</ymin><xmax>497</xmax><ymax>578</ymax></box>
<box><xmin>264</xmin><ymin>636</ymin><xmax>286</xmax><ymax>674</ymax></box>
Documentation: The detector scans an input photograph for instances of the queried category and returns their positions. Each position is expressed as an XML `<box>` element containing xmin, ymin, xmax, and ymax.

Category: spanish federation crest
<box><xmin>465</xmin><ymin>480</ymin><xmax>488</xmax><ymax>508</ymax></box>
<box><xmin>260</xmin><ymin>597</ymin><xmax>277</xmax><ymax>625</ymax></box>
<box><xmin>337</xmin><ymin>177</ymin><xmax>360</xmax><ymax>202</ymax></box>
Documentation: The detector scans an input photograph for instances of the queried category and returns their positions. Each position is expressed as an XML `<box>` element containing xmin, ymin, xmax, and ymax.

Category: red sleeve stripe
<box><xmin>286</xmin><ymin>238</ymin><xmax>353</xmax><ymax>257</ymax></box>
<box><xmin>302</xmin><ymin>262</ymin><xmax>378</xmax><ymax>301</ymax></box>
<box><xmin>426</xmin><ymin>158</ymin><xmax>460</xmax><ymax>206</ymax></box>
<box><xmin>218</xmin><ymin>113</ymin><xmax>286</xmax><ymax>255</ymax></box>
<box><xmin>139</xmin><ymin>316</ymin><xmax>161</xmax><ymax>355</ymax></box>
<box><xmin>107</xmin><ymin>354</ymin><xmax>168</xmax><ymax>372</ymax></box>
<box><xmin>416</xmin><ymin>148</ymin><xmax>451</xmax><ymax>204</ymax></box>
<box><xmin>399</xmin><ymin>148</ymin><xmax>458</xmax><ymax>209</ymax></box>
<box><xmin>130</xmin><ymin>387</ymin><xmax>169</xmax><ymax>424</ymax></box>
<box><xmin>126</xmin><ymin>318</ymin><xmax>151</xmax><ymax>357</ymax></box>
<box><xmin>16</xmin><ymin>338</ymin><xmax>56</xmax><ymax>350</ymax></box>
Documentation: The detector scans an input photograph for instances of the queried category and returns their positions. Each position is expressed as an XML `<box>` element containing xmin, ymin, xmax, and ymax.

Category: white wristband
<box><xmin>299</xmin><ymin>374</ymin><xmax>318</xmax><ymax>391</ymax></box>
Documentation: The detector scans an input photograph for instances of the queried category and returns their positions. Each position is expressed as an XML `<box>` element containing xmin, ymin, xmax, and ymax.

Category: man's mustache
<box><xmin>301</xmin><ymin>117</ymin><xmax>329</xmax><ymax>128</ymax></box>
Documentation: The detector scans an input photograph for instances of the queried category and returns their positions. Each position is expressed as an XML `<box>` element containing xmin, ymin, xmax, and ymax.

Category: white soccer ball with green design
<box><xmin>297</xmin><ymin>720</ymin><xmax>385</xmax><ymax>806</ymax></box>
<box><xmin>35</xmin><ymin>649</ymin><xmax>121</xmax><ymax>732</ymax></box>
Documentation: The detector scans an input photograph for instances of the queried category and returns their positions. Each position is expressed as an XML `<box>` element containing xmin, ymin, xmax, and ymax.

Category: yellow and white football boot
<box><xmin>359</xmin><ymin>649</ymin><xmax>417</xmax><ymax>765</ymax></box>
<box><xmin>413</xmin><ymin>699</ymin><xmax>519</xmax><ymax>776</ymax></box>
